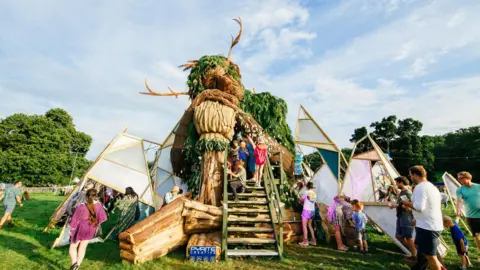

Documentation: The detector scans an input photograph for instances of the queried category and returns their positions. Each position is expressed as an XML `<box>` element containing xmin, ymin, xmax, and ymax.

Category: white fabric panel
<box><xmin>312</xmin><ymin>165</ymin><xmax>338</xmax><ymax>206</ymax></box>
<box><xmin>363</xmin><ymin>205</ymin><xmax>411</xmax><ymax>256</ymax></box>
<box><xmin>342</xmin><ymin>159</ymin><xmax>375</xmax><ymax>202</ymax></box>
<box><xmin>156</xmin><ymin>176</ymin><xmax>175</xmax><ymax>197</ymax></box>
<box><xmin>155</xmin><ymin>169</ymin><xmax>171</xmax><ymax>189</ymax></box>
<box><xmin>87</xmin><ymin>159</ymin><xmax>154</xmax><ymax>206</ymax></box>
<box><xmin>296</xmin><ymin>119</ymin><xmax>330</xmax><ymax>144</ymax></box>
<box><xmin>110</xmin><ymin>135</ymin><xmax>140</xmax><ymax>151</ymax></box>
<box><xmin>378</xmin><ymin>150</ymin><xmax>399</xmax><ymax>181</ymax></box>
<box><xmin>371</xmin><ymin>162</ymin><xmax>390</xmax><ymax>199</ymax></box>
<box><xmin>443</xmin><ymin>173</ymin><xmax>460</xmax><ymax>200</ymax></box>
<box><xmin>158</xmin><ymin>146</ymin><xmax>173</xmax><ymax>173</ymax></box>
<box><xmin>103</xmin><ymin>144</ymin><xmax>147</xmax><ymax>174</ymax></box>
<box><xmin>163</xmin><ymin>132</ymin><xmax>175</xmax><ymax>148</ymax></box>
<box><xmin>353</xmin><ymin>150</ymin><xmax>380</xmax><ymax>161</ymax></box>
<box><xmin>296</xmin><ymin>142</ymin><xmax>337</xmax><ymax>152</ymax></box>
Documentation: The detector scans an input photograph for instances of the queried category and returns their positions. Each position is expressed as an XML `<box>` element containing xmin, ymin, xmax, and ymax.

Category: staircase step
<box><xmin>244</xmin><ymin>186</ymin><xmax>265</xmax><ymax>190</ymax></box>
<box><xmin>227</xmin><ymin>227</ymin><xmax>274</xmax><ymax>233</ymax></box>
<box><xmin>228</xmin><ymin>193</ymin><xmax>266</xmax><ymax>197</ymax></box>
<box><xmin>227</xmin><ymin>238</ymin><xmax>276</xmax><ymax>244</ymax></box>
<box><xmin>228</xmin><ymin>200</ymin><xmax>267</xmax><ymax>205</ymax></box>
<box><xmin>228</xmin><ymin>208</ymin><xmax>269</xmax><ymax>214</ymax></box>
<box><xmin>228</xmin><ymin>217</ymin><xmax>272</xmax><ymax>223</ymax></box>
<box><xmin>227</xmin><ymin>249</ymin><xmax>279</xmax><ymax>257</ymax></box>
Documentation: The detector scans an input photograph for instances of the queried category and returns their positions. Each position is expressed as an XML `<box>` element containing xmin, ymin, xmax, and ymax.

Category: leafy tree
<box><xmin>370</xmin><ymin>115</ymin><xmax>397</xmax><ymax>154</ymax></box>
<box><xmin>0</xmin><ymin>109</ymin><xmax>92</xmax><ymax>186</ymax></box>
<box><xmin>341</xmin><ymin>148</ymin><xmax>352</xmax><ymax>163</ymax></box>
<box><xmin>303</xmin><ymin>151</ymin><xmax>322</xmax><ymax>172</ymax></box>
<box><xmin>350</xmin><ymin>127</ymin><xmax>368</xmax><ymax>143</ymax></box>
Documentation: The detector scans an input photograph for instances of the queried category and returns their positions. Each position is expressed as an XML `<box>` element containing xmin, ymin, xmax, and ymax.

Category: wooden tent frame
<box><xmin>339</xmin><ymin>134</ymin><xmax>398</xmax><ymax>200</ymax></box>
<box><xmin>294</xmin><ymin>105</ymin><xmax>348</xmax><ymax>193</ymax></box>
<box><xmin>442</xmin><ymin>172</ymin><xmax>472</xmax><ymax>236</ymax></box>
<box><xmin>44</xmin><ymin>128</ymin><xmax>158</xmax><ymax>233</ymax></box>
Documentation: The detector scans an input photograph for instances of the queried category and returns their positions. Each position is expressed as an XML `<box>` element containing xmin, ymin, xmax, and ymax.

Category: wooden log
<box><xmin>132</xmin><ymin>223</ymin><xmax>185</xmax><ymax>255</ymax></box>
<box><xmin>120</xmin><ymin>249</ymin><xmax>136</xmax><ymax>262</ymax></box>
<box><xmin>182</xmin><ymin>209</ymin><xmax>222</xmax><ymax>221</ymax></box>
<box><xmin>121</xmin><ymin>197</ymin><xmax>186</xmax><ymax>245</ymax></box>
<box><xmin>183</xmin><ymin>200</ymin><xmax>222</xmax><ymax>216</ymax></box>
<box><xmin>198</xmin><ymin>151</ymin><xmax>225</xmax><ymax>206</ymax></box>
<box><xmin>184</xmin><ymin>217</ymin><xmax>221</xmax><ymax>234</ymax></box>
<box><xmin>119</xmin><ymin>242</ymin><xmax>134</xmax><ymax>251</ymax></box>
<box><xmin>136</xmin><ymin>234</ymin><xmax>189</xmax><ymax>264</ymax></box>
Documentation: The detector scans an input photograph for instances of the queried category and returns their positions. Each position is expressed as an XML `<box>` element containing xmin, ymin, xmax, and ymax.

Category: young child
<box><xmin>299</xmin><ymin>182</ymin><xmax>317</xmax><ymax>246</ymax></box>
<box><xmin>230</xmin><ymin>140</ymin><xmax>239</xmax><ymax>164</ymax></box>
<box><xmin>238</xmin><ymin>141</ymin><xmax>249</xmax><ymax>168</ymax></box>
<box><xmin>443</xmin><ymin>216</ymin><xmax>471</xmax><ymax>270</ymax></box>
<box><xmin>353</xmin><ymin>202</ymin><xmax>369</xmax><ymax>254</ymax></box>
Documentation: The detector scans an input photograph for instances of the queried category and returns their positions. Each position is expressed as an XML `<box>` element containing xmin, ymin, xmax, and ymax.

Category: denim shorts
<box><xmin>414</xmin><ymin>227</ymin><xmax>441</xmax><ymax>256</ymax></box>
<box><xmin>355</xmin><ymin>228</ymin><xmax>367</xmax><ymax>241</ymax></box>
<box><xmin>396</xmin><ymin>215</ymin><xmax>414</xmax><ymax>239</ymax></box>
<box><xmin>3</xmin><ymin>204</ymin><xmax>15</xmax><ymax>213</ymax></box>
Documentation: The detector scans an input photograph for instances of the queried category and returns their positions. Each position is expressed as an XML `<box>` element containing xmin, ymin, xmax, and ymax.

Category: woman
<box><xmin>68</xmin><ymin>189</ymin><xmax>107</xmax><ymax>270</ymax></box>
<box><xmin>112</xmin><ymin>187</ymin><xmax>139</xmax><ymax>239</ymax></box>
<box><xmin>227</xmin><ymin>160</ymin><xmax>247</xmax><ymax>201</ymax></box>
<box><xmin>328</xmin><ymin>195</ymin><xmax>353</xmax><ymax>251</ymax></box>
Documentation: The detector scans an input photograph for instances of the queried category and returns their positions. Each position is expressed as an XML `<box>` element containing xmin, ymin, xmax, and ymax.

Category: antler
<box><xmin>227</xmin><ymin>17</ymin><xmax>242</xmax><ymax>64</ymax></box>
<box><xmin>139</xmin><ymin>78</ymin><xmax>188</xmax><ymax>98</ymax></box>
<box><xmin>179</xmin><ymin>60</ymin><xmax>199</xmax><ymax>71</ymax></box>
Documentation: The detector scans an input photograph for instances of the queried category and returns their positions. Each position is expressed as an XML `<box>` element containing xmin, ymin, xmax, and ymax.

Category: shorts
<box><xmin>455</xmin><ymin>244</ymin><xmax>468</xmax><ymax>256</ymax></box>
<box><xmin>355</xmin><ymin>228</ymin><xmax>367</xmax><ymax>241</ymax></box>
<box><xmin>3</xmin><ymin>204</ymin><xmax>15</xmax><ymax>214</ymax></box>
<box><xmin>414</xmin><ymin>227</ymin><xmax>441</xmax><ymax>256</ymax></box>
<box><xmin>302</xmin><ymin>209</ymin><xmax>315</xmax><ymax>220</ymax></box>
<box><xmin>466</xmin><ymin>217</ymin><xmax>480</xmax><ymax>235</ymax></box>
<box><xmin>395</xmin><ymin>215</ymin><xmax>414</xmax><ymax>239</ymax></box>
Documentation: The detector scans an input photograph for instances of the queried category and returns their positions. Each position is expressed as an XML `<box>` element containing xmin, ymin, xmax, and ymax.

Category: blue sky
<box><xmin>1</xmin><ymin>0</ymin><xmax>480</xmax><ymax>159</ymax></box>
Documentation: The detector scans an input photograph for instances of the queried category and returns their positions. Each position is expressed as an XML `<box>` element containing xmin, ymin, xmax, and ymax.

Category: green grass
<box><xmin>0</xmin><ymin>193</ymin><xmax>478</xmax><ymax>269</ymax></box>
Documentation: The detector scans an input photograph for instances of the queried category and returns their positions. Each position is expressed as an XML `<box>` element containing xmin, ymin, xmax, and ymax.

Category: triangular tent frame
<box><xmin>340</xmin><ymin>134</ymin><xmax>399</xmax><ymax>202</ymax></box>
<box><xmin>294</xmin><ymin>105</ymin><xmax>348</xmax><ymax>205</ymax></box>
<box><xmin>44</xmin><ymin>129</ymin><xmax>157</xmax><ymax>235</ymax></box>
<box><xmin>442</xmin><ymin>172</ymin><xmax>472</xmax><ymax>236</ymax></box>
<box><xmin>152</xmin><ymin>122</ymin><xmax>187</xmax><ymax>209</ymax></box>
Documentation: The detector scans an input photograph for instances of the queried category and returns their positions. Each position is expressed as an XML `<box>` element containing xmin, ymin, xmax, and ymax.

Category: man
<box><xmin>164</xmin><ymin>186</ymin><xmax>180</xmax><ymax>205</ymax></box>
<box><xmin>227</xmin><ymin>160</ymin><xmax>247</xmax><ymax>201</ymax></box>
<box><xmin>455</xmin><ymin>171</ymin><xmax>480</xmax><ymax>262</ymax></box>
<box><xmin>402</xmin><ymin>166</ymin><xmax>443</xmax><ymax>270</ymax></box>
<box><xmin>0</xmin><ymin>181</ymin><xmax>23</xmax><ymax>230</ymax></box>
<box><xmin>390</xmin><ymin>176</ymin><xmax>417</xmax><ymax>263</ymax></box>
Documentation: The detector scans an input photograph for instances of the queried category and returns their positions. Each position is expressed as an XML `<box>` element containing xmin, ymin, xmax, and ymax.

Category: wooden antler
<box><xmin>227</xmin><ymin>17</ymin><xmax>242</xmax><ymax>64</ymax></box>
<box><xmin>139</xmin><ymin>78</ymin><xmax>188</xmax><ymax>98</ymax></box>
<box><xmin>179</xmin><ymin>60</ymin><xmax>199</xmax><ymax>71</ymax></box>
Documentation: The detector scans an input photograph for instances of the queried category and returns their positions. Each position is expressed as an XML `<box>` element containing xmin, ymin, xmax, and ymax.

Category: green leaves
<box><xmin>0</xmin><ymin>109</ymin><xmax>92</xmax><ymax>186</ymax></box>
<box><xmin>195</xmin><ymin>139</ymin><xmax>229</xmax><ymax>154</ymax></box>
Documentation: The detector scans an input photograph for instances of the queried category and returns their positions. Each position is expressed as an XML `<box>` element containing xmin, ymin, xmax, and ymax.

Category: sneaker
<box><xmin>299</xmin><ymin>240</ymin><xmax>309</xmax><ymax>246</ymax></box>
<box><xmin>309</xmin><ymin>241</ymin><xmax>317</xmax><ymax>246</ymax></box>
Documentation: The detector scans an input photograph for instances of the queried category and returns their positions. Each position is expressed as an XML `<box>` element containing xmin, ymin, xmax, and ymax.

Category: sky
<box><xmin>1</xmin><ymin>0</ymin><xmax>480</xmax><ymax>159</ymax></box>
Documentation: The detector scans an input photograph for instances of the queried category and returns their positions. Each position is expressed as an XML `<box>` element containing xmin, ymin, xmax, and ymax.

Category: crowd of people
<box><xmin>292</xmin><ymin>166</ymin><xmax>479</xmax><ymax>270</ymax></box>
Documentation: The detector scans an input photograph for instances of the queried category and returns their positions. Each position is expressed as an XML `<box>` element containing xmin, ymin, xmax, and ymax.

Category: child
<box><xmin>238</xmin><ymin>141</ymin><xmax>249</xmax><ymax>168</ymax></box>
<box><xmin>353</xmin><ymin>202</ymin><xmax>368</xmax><ymax>254</ymax></box>
<box><xmin>248</xmin><ymin>136</ymin><xmax>268</xmax><ymax>187</ymax></box>
<box><xmin>443</xmin><ymin>216</ymin><xmax>471</xmax><ymax>270</ymax></box>
<box><xmin>230</xmin><ymin>140</ymin><xmax>239</xmax><ymax>164</ymax></box>
<box><xmin>299</xmin><ymin>182</ymin><xmax>317</xmax><ymax>246</ymax></box>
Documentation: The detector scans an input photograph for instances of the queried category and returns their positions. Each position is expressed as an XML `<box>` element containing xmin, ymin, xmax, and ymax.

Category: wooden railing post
<box><xmin>221</xmin><ymin>150</ymin><xmax>229</xmax><ymax>260</ymax></box>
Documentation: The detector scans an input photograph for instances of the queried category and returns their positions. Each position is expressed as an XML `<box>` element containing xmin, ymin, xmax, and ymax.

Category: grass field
<box><xmin>0</xmin><ymin>193</ymin><xmax>478</xmax><ymax>270</ymax></box>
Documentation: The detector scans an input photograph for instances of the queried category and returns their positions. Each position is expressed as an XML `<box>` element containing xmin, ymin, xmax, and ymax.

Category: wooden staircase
<box><xmin>221</xmin><ymin>156</ymin><xmax>284</xmax><ymax>259</ymax></box>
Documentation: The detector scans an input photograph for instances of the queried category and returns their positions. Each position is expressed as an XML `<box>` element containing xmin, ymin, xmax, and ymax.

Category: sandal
<box><xmin>337</xmin><ymin>246</ymin><xmax>348</xmax><ymax>251</ymax></box>
<box><xmin>309</xmin><ymin>241</ymin><xmax>317</xmax><ymax>246</ymax></box>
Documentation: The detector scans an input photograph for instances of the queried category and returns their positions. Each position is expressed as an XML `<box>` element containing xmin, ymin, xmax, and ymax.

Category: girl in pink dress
<box><xmin>68</xmin><ymin>188</ymin><xmax>107</xmax><ymax>270</ymax></box>
<box><xmin>249</xmin><ymin>136</ymin><xmax>268</xmax><ymax>187</ymax></box>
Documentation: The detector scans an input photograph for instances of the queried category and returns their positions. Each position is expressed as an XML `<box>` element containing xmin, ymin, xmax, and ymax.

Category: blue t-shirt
<box><xmin>2</xmin><ymin>186</ymin><xmax>21</xmax><ymax>207</ymax></box>
<box><xmin>238</xmin><ymin>148</ymin><xmax>248</xmax><ymax>161</ymax></box>
<box><xmin>456</xmin><ymin>183</ymin><xmax>480</xmax><ymax>218</ymax></box>
<box><xmin>353</xmin><ymin>211</ymin><xmax>367</xmax><ymax>230</ymax></box>
<box><xmin>450</xmin><ymin>223</ymin><xmax>468</xmax><ymax>250</ymax></box>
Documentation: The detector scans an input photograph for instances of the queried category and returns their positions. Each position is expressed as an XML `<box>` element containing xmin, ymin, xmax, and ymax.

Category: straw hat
<box><xmin>171</xmin><ymin>186</ymin><xmax>180</xmax><ymax>193</ymax></box>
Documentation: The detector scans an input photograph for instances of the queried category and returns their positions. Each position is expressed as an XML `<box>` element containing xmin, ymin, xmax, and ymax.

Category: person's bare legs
<box><xmin>307</xmin><ymin>219</ymin><xmax>316</xmax><ymax>245</ymax></box>
<box><xmin>335</xmin><ymin>225</ymin><xmax>347</xmax><ymax>250</ymax></box>
<box><xmin>77</xmin><ymin>240</ymin><xmax>89</xmax><ymax>266</ymax></box>
<box><xmin>0</xmin><ymin>212</ymin><xmax>11</xmax><ymax>228</ymax></box>
<box><xmin>254</xmin><ymin>165</ymin><xmax>259</xmax><ymax>181</ymax></box>
<box><xmin>396</xmin><ymin>235</ymin><xmax>406</xmax><ymax>246</ymax></box>
<box><xmin>425</xmin><ymin>255</ymin><xmax>441</xmax><ymax>270</ymax></box>
<box><xmin>69</xmin><ymin>242</ymin><xmax>80</xmax><ymax>265</ymax></box>
<box><xmin>258</xmin><ymin>165</ymin><xmax>264</xmax><ymax>186</ymax></box>
<box><xmin>300</xmin><ymin>216</ymin><xmax>308</xmax><ymax>244</ymax></box>
<box><xmin>405</xmin><ymin>237</ymin><xmax>417</xmax><ymax>258</ymax></box>
<box><xmin>363</xmin><ymin>240</ymin><xmax>368</xmax><ymax>252</ymax></box>
<box><xmin>358</xmin><ymin>239</ymin><xmax>364</xmax><ymax>251</ymax></box>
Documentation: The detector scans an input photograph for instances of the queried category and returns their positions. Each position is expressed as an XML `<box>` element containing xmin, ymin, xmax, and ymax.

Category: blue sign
<box><xmin>190</xmin><ymin>246</ymin><xmax>217</xmax><ymax>262</ymax></box>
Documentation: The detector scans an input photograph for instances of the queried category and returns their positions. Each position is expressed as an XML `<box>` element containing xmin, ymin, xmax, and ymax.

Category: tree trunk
<box><xmin>198</xmin><ymin>151</ymin><xmax>225</xmax><ymax>207</ymax></box>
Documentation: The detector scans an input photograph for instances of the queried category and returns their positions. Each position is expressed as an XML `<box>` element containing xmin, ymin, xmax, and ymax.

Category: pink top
<box><xmin>254</xmin><ymin>147</ymin><xmax>268</xmax><ymax>165</ymax></box>
<box><xmin>69</xmin><ymin>202</ymin><xmax>107</xmax><ymax>243</ymax></box>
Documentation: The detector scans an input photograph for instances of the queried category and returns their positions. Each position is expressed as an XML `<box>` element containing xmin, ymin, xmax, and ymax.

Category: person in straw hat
<box><xmin>164</xmin><ymin>186</ymin><xmax>180</xmax><ymax>205</ymax></box>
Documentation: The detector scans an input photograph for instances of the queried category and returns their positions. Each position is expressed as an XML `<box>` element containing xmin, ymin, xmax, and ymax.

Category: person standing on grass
<box><xmin>443</xmin><ymin>216</ymin><xmax>471</xmax><ymax>270</ymax></box>
<box><xmin>0</xmin><ymin>181</ymin><xmax>23</xmax><ymax>230</ymax></box>
<box><xmin>69</xmin><ymin>188</ymin><xmax>107</xmax><ymax>270</ymax></box>
<box><xmin>390</xmin><ymin>176</ymin><xmax>417</xmax><ymax>263</ymax></box>
<box><xmin>455</xmin><ymin>171</ymin><xmax>480</xmax><ymax>262</ymax></box>
<box><xmin>352</xmin><ymin>202</ymin><xmax>368</xmax><ymax>254</ymax></box>
<box><xmin>402</xmin><ymin>166</ymin><xmax>444</xmax><ymax>270</ymax></box>
<box><xmin>299</xmin><ymin>182</ymin><xmax>317</xmax><ymax>246</ymax></box>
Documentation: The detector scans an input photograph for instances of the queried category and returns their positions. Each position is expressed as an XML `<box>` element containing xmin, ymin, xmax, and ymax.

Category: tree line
<box><xmin>0</xmin><ymin>109</ymin><xmax>92</xmax><ymax>186</ymax></box>
<box><xmin>305</xmin><ymin>116</ymin><xmax>480</xmax><ymax>183</ymax></box>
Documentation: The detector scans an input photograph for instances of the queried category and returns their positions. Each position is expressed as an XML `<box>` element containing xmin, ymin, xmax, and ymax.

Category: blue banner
<box><xmin>190</xmin><ymin>246</ymin><xmax>217</xmax><ymax>262</ymax></box>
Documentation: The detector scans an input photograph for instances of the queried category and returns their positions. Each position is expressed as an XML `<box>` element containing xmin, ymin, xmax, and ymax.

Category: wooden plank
<box><xmin>228</xmin><ymin>200</ymin><xmax>267</xmax><ymax>205</ymax></box>
<box><xmin>228</xmin><ymin>208</ymin><xmax>269</xmax><ymax>214</ymax></box>
<box><xmin>227</xmin><ymin>227</ymin><xmax>274</xmax><ymax>233</ymax></box>
<box><xmin>227</xmin><ymin>238</ymin><xmax>276</xmax><ymax>244</ymax></box>
<box><xmin>227</xmin><ymin>249</ymin><xmax>279</xmax><ymax>256</ymax></box>
<box><xmin>228</xmin><ymin>193</ymin><xmax>266</xmax><ymax>197</ymax></box>
<box><xmin>228</xmin><ymin>217</ymin><xmax>272</xmax><ymax>223</ymax></box>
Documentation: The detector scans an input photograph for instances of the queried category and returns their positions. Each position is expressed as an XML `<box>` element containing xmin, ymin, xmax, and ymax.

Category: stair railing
<box><xmin>221</xmin><ymin>150</ymin><xmax>229</xmax><ymax>260</ymax></box>
<box><xmin>264</xmin><ymin>158</ymin><xmax>284</xmax><ymax>259</ymax></box>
